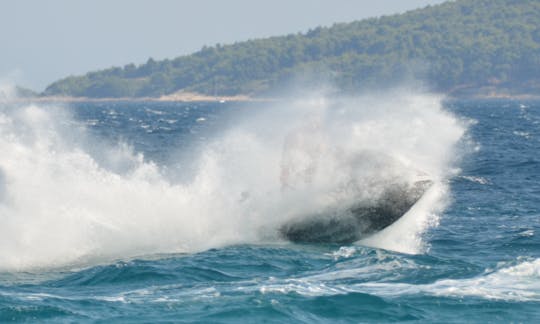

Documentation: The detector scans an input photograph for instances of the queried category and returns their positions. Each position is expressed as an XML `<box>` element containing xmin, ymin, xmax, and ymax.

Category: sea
<box><xmin>0</xmin><ymin>92</ymin><xmax>539</xmax><ymax>322</ymax></box>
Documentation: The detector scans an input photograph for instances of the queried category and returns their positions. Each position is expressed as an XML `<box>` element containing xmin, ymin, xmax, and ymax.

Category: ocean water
<box><xmin>0</xmin><ymin>93</ymin><xmax>539</xmax><ymax>322</ymax></box>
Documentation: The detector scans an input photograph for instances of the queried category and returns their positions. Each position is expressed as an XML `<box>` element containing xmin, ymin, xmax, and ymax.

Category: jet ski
<box><xmin>280</xmin><ymin>179</ymin><xmax>432</xmax><ymax>244</ymax></box>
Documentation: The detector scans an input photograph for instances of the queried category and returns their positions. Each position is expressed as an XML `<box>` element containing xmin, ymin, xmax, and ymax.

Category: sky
<box><xmin>1</xmin><ymin>0</ymin><xmax>446</xmax><ymax>91</ymax></box>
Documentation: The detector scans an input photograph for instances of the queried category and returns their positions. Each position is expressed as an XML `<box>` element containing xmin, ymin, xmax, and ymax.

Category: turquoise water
<box><xmin>0</xmin><ymin>95</ymin><xmax>539</xmax><ymax>322</ymax></box>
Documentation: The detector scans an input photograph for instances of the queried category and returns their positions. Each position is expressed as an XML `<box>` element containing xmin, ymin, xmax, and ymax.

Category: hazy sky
<box><xmin>1</xmin><ymin>0</ymin><xmax>446</xmax><ymax>91</ymax></box>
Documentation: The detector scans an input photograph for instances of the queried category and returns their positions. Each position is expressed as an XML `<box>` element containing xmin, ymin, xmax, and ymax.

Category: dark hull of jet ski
<box><xmin>280</xmin><ymin>180</ymin><xmax>433</xmax><ymax>244</ymax></box>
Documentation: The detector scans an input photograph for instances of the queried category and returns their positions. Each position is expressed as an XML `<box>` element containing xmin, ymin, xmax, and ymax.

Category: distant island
<box><xmin>36</xmin><ymin>0</ymin><xmax>540</xmax><ymax>100</ymax></box>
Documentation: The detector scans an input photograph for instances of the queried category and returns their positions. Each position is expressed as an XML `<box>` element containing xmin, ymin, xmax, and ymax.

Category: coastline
<box><xmin>446</xmin><ymin>93</ymin><xmax>540</xmax><ymax>101</ymax></box>
<box><xmin>6</xmin><ymin>92</ymin><xmax>257</xmax><ymax>104</ymax></box>
<box><xmin>445</xmin><ymin>85</ymin><xmax>540</xmax><ymax>100</ymax></box>
<box><xmin>5</xmin><ymin>90</ymin><xmax>540</xmax><ymax>104</ymax></box>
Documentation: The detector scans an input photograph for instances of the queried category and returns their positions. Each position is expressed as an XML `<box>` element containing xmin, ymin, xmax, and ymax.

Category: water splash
<box><xmin>0</xmin><ymin>90</ymin><xmax>465</xmax><ymax>270</ymax></box>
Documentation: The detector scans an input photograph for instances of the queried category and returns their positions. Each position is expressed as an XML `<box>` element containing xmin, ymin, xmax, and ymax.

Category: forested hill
<box><xmin>43</xmin><ymin>0</ymin><xmax>540</xmax><ymax>98</ymax></box>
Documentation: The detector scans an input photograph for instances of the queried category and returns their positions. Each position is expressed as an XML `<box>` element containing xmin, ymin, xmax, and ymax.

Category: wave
<box><xmin>254</xmin><ymin>254</ymin><xmax>540</xmax><ymax>302</ymax></box>
<box><xmin>0</xmin><ymin>89</ymin><xmax>465</xmax><ymax>270</ymax></box>
<box><xmin>353</xmin><ymin>257</ymin><xmax>540</xmax><ymax>302</ymax></box>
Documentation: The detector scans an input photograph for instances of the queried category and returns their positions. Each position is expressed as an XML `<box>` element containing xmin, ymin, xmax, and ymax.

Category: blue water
<box><xmin>0</xmin><ymin>98</ymin><xmax>539</xmax><ymax>322</ymax></box>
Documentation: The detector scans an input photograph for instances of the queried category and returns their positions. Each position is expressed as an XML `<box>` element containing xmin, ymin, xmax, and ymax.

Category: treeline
<box><xmin>43</xmin><ymin>0</ymin><xmax>540</xmax><ymax>98</ymax></box>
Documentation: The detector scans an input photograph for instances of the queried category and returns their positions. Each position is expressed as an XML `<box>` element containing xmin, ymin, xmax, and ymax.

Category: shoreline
<box><xmin>4</xmin><ymin>91</ymin><xmax>540</xmax><ymax>104</ymax></box>
<box><xmin>6</xmin><ymin>92</ymin><xmax>259</xmax><ymax>104</ymax></box>
<box><xmin>445</xmin><ymin>86</ymin><xmax>540</xmax><ymax>100</ymax></box>
<box><xmin>446</xmin><ymin>92</ymin><xmax>540</xmax><ymax>101</ymax></box>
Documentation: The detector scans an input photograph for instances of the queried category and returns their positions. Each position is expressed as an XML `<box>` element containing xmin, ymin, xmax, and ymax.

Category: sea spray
<box><xmin>0</xmin><ymin>90</ymin><xmax>465</xmax><ymax>270</ymax></box>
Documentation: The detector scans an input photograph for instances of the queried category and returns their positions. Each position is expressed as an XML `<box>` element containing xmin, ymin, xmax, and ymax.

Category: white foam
<box><xmin>460</xmin><ymin>175</ymin><xmax>489</xmax><ymax>185</ymax></box>
<box><xmin>513</xmin><ymin>131</ymin><xmax>531</xmax><ymax>139</ymax></box>
<box><xmin>355</xmin><ymin>258</ymin><xmax>540</xmax><ymax>302</ymax></box>
<box><xmin>0</xmin><ymin>90</ymin><xmax>465</xmax><ymax>270</ymax></box>
<box><xmin>251</xmin><ymin>258</ymin><xmax>540</xmax><ymax>302</ymax></box>
<box><xmin>359</xmin><ymin>182</ymin><xmax>446</xmax><ymax>253</ymax></box>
